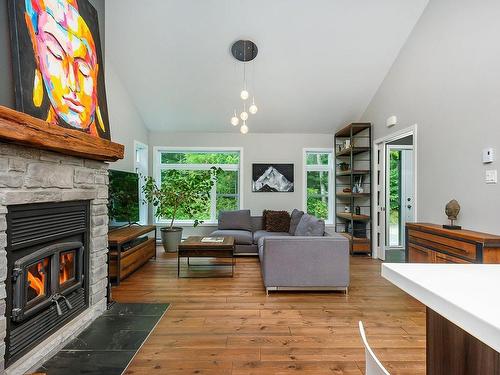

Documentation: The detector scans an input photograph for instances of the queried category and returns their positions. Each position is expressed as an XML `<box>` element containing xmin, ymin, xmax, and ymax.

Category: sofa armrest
<box><xmin>260</xmin><ymin>234</ymin><xmax>349</xmax><ymax>288</ymax></box>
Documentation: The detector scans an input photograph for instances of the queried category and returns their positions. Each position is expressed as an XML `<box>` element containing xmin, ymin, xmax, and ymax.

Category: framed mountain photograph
<box><xmin>252</xmin><ymin>164</ymin><xmax>294</xmax><ymax>192</ymax></box>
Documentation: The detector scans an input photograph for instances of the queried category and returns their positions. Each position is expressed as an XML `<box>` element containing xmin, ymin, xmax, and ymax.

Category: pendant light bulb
<box><xmin>230</xmin><ymin>110</ymin><xmax>239</xmax><ymax>126</ymax></box>
<box><xmin>240</xmin><ymin>121</ymin><xmax>249</xmax><ymax>134</ymax></box>
<box><xmin>249</xmin><ymin>97</ymin><xmax>258</xmax><ymax>114</ymax></box>
<box><xmin>240</xmin><ymin>104</ymin><xmax>248</xmax><ymax>121</ymax></box>
<box><xmin>240</xmin><ymin>89</ymin><xmax>249</xmax><ymax>100</ymax></box>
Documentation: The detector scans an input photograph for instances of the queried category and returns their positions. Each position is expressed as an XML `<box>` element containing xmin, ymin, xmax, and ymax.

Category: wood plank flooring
<box><xmin>113</xmin><ymin>248</ymin><xmax>425</xmax><ymax>375</ymax></box>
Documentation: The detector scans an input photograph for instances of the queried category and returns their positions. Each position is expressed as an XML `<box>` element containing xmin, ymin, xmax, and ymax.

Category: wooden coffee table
<box><xmin>177</xmin><ymin>236</ymin><xmax>235</xmax><ymax>278</ymax></box>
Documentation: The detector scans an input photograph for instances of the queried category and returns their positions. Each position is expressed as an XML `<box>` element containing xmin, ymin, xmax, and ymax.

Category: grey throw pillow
<box><xmin>294</xmin><ymin>213</ymin><xmax>325</xmax><ymax>236</ymax></box>
<box><xmin>218</xmin><ymin>209</ymin><xmax>252</xmax><ymax>231</ymax></box>
<box><xmin>289</xmin><ymin>209</ymin><xmax>304</xmax><ymax>235</ymax></box>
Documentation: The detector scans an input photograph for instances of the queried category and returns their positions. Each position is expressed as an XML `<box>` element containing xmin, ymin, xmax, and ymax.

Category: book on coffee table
<box><xmin>200</xmin><ymin>237</ymin><xmax>224</xmax><ymax>243</ymax></box>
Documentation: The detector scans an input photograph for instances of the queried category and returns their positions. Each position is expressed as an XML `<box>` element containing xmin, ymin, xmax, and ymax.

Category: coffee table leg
<box><xmin>177</xmin><ymin>254</ymin><xmax>180</xmax><ymax>278</ymax></box>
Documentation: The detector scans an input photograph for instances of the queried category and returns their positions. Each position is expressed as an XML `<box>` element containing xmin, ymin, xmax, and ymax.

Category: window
<box><xmin>304</xmin><ymin>150</ymin><xmax>333</xmax><ymax>222</ymax></box>
<box><xmin>155</xmin><ymin>149</ymin><xmax>242</xmax><ymax>223</ymax></box>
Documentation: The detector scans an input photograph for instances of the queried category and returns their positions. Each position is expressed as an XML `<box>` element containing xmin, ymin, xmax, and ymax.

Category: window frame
<box><xmin>302</xmin><ymin>148</ymin><xmax>334</xmax><ymax>224</ymax></box>
<box><xmin>153</xmin><ymin>146</ymin><xmax>244</xmax><ymax>225</ymax></box>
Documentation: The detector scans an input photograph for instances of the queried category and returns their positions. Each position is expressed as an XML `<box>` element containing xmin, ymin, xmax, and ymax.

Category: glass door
<box><xmin>386</xmin><ymin>145</ymin><xmax>414</xmax><ymax>250</ymax></box>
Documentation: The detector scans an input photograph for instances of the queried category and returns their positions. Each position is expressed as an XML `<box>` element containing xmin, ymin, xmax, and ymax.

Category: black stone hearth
<box><xmin>37</xmin><ymin>303</ymin><xmax>169</xmax><ymax>375</ymax></box>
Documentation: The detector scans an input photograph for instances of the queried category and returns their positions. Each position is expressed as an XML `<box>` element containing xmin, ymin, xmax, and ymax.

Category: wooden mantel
<box><xmin>0</xmin><ymin>105</ymin><xmax>124</xmax><ymax>162</ymax></box>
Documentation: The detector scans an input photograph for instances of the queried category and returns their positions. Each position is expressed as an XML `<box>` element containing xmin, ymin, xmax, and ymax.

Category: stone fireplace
<box><xmin>0</xmin><ymin>106</ymin><xmax>124</xmax><ymax>375</ymax></box>
<box><xmin>0</xmin><ymin>143</ymin><xmax>109</xmax><ymax>374</ymax></box>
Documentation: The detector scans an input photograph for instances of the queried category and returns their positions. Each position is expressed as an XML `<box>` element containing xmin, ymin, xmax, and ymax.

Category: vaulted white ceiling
<box><xmin>106</xmin><ymin>0</ymin><xmax>428</xmax><ymax>133</ymax></box>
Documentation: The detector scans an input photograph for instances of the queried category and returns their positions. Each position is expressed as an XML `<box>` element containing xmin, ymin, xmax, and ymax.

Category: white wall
<box><xmin>362</xmin><ymin>0</ymin><xmax>500</xmax><ymax>234</ymax></box>
<box><xmin>105</xmin><ymin>60</ymin><xmax>149</xmax><ymax>172</ymax></box>
<box><xmin>149</xmin><ymin>132</ymin><xmax>333</xmax><ymax>234</ymax></box>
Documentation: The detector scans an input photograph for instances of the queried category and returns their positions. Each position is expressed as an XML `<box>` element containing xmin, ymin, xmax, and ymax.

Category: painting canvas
<box><xmin>252</xmin><ymin>164</ymin><xmax>294</xmax><ymax>192</ymax></box>
<box><xmin>8</xmin><ymin>0</ymin><xmax>111</xmax><ymax>140</ymax></box>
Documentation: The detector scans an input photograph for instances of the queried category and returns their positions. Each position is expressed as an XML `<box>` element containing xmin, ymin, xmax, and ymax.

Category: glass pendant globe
<box><xmin>230</xmin><ymin>116</ymin><xmax>239</xmax><ymax>126</ymax></box>
<box><xmin>240</xmin><ymin>111</ymin><xmax>249</xmax><ymax>121</ymax></box>
<box><xmin>249</xmin><ymin>103</ymin><xmax>258</xmax><ymax>114</ymax></box>
<box><xmin>240</xmin><ymin>124</ymin><xmax>249</xmax><ymax>134</ymax></box>
<box><xmin>240</xmin><ymin>89</ymin><xmax>249</xmax><ymax>100</ymax></box>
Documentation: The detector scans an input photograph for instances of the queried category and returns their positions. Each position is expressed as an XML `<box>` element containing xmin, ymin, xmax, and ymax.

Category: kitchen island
<box><xmin>382</xmin><ymin>263</ymin><xmax>500</xmax><ymax>375</ymax></box>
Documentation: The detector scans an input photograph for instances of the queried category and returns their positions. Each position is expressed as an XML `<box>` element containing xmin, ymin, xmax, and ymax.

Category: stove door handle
<box><xmin>60</xmin><ymin>295</ymin><xmax>73</xmax><ymax>310</ymax></box>
<box><xmin>53</xmin><ymin>298</ymin><xmax>62</xmax><ymax>316</ymax></box>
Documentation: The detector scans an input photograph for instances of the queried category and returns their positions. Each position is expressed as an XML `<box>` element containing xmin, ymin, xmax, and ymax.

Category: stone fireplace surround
<box><xmin>0</xmin><ymin>142</ymin><xmax>111</xmax><ymax>374</ymax></box>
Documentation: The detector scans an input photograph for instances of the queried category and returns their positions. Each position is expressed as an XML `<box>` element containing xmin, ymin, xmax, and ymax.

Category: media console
<box><xmin>108</xmin><ymin>225</ymin><xmax>157</xmax><ymax>285</ymax></box>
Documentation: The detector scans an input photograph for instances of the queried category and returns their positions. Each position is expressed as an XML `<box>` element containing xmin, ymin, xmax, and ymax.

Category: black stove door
<box><xmin>11</xmin><ymin>241</ymin><xmax>83</xmax><ymax>322</ymax></box>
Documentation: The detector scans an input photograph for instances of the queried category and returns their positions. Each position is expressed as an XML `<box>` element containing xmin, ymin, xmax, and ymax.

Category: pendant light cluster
<box><xmin>230</xmin><ymin>40</ymin><xmax>259</xmax><ymax>134</ymax></box>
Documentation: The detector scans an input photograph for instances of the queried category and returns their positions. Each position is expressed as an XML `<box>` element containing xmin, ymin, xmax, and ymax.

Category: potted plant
<box><xmin>143</xmin><ymin>167</ymin><xmax>220</xmax><ymax>252</ymax></box>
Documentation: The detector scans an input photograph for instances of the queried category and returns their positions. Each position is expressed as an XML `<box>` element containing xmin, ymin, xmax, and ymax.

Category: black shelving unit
<box><xmin>334</xmin><ymin>123</ymin><xmax>372</xmax><ymax>255</ymax></box>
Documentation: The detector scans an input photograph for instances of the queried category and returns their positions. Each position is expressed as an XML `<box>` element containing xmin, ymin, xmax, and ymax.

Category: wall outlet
<box><xmin>485</xmin><ymin>170</ymin><xmax>497</xmax><ymax>184</ymax></box>
<box><xmin>483</xmin><ymin>148</ymin><xmax>495</xmax><ymax>163</ymax></box>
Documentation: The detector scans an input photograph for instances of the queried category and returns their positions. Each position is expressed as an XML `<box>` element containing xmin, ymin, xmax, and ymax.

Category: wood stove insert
<box><xmin>5</xmin><ymin>201</ymin><xmax>90</xmax><ymax>366</ymax></box>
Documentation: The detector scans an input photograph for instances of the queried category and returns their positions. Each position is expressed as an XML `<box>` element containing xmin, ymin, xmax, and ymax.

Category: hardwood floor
<box><xmin>113</xmin><ymin>248</ymin><xmax>425</xmax><ymax>375</ymax></box>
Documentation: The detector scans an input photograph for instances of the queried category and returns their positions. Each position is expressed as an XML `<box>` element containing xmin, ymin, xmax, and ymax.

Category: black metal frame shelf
<box><xmin>335</xmin><ymin>123</ymin><xmax>372</xmax><ymax>256</ymax></box>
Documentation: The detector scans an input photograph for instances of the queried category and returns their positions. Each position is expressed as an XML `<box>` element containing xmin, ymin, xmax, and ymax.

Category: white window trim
<box><xmin>134</xmin><ymin>140</ymin><xmax>149</xmax><ymax>225</ymax></box>
<box><xmin>153</xmin><ymin>146</ymin><xmax>244</xmax><ymax>225</ymax></box>
<box><xmin>303</xmin><ymin>148</ymin><xmax>334</xmax><ymax>224</ymax></box>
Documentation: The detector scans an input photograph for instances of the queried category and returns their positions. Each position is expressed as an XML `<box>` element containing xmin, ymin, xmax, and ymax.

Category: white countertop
<box><xmin>382</xmin><ymin>263</ymin><xmax>500</xmax><ymax>353</ymax></box>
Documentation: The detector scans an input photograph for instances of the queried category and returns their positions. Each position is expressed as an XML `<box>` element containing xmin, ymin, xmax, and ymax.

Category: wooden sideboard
<box><xmin>406</xmin><ymin>223</ymin><xmax>500</xmax><ymax>264</ymax></box>
<box><xmin>108</xmin><ymin>225</ymin><xmax>157</xmax><ymax>285</ymax></box>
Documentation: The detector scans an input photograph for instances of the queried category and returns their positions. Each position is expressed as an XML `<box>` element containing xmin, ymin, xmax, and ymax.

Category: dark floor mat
<box><xmin>37</xmin><ymin>303</ymin><xmax>169</xmax><ymax>375</ymax></box>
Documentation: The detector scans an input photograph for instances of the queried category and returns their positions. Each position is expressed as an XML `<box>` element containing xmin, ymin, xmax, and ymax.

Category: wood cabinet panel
<box><xmin>120</xmin><ymin>238</ymin><xmax>156</xmax><ymax>279</ymax></box>
<box><xmin>483</xmin><ymin>248</ymin><xmax>500</xmax><ymax>264</ymax></box>
<box><xmin>408</xmin><ymin>244</ymin><xmax>435</xmax><ymax>263</ymax></box>
<box><xmin>434</xmin><ymin>252</ymin><xmax>470</xmax><ymax>264</ymax></box>
<box><xmin>406</xmin><ymin>223</ymin><xmax>500</xmax><ymax>265</ymax></box>
<box><xmin>427</xmin><ymin>308</ymin><xmax>500</xmax><ymax>375</ymax></box>
<box><xmin>408</xmin><ymin>229</ymin><xmax>477</xmax><ymax>260</ymax></box>
<box><xmin>408</xmin><ymin>235</ymin><xmax>476</xmax><ymax>261</ymax></box>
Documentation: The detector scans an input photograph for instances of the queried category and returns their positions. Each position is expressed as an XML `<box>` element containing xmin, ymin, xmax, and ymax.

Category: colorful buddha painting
<box><xmin>8</xmin><ymin>0</ymin><xmax>110</xmax><ymax>139</ymax></box>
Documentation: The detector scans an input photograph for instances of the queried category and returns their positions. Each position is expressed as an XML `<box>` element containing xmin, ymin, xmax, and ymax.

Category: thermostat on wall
<box><xmin>483</xmin><ymin>148</ymin><xmax>495</xmax><ymax>164</ymax></box>
<box><xmin>386</xmin><ymin>116</ymin><xmax>397</xmax><ymax>128</ymax></box>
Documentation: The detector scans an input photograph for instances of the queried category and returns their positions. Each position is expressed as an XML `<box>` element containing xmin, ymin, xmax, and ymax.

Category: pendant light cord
<box><xmin>243</xmin><ymin>63</ymin><xmax>246</xmax><ymax>90</ymax></box>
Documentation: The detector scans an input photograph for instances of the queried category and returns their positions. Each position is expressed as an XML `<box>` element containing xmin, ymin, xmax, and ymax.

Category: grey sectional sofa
<box><xmin>210</xmin><ymin>214</ymin><xmax>285</xmax><ymax>255</ymax></box>
<box><xmin>259</xmin><ymin>232</ymin><xmax>349</xmax><ymax>294</ymax></box>
<box><xmin>210</xmin><ymin>210</ymin><xmax>350</xmax><ymax>294</ymax></box>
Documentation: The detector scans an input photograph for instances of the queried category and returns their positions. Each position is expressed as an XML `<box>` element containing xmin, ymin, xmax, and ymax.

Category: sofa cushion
<box><xmin>251</xmin><ymin>216</ymin><xmax>264</xmax><ymax>232</ymax></box>
<box><xmin>289</xmin><ymin>209</ymin><xmax>304</xmax><ymax>235</ymax></box>
<box><xmin>294</xmin><ymin>214</ymin><xmax>325</xmax><ymax>236</ymax></box>
<box><xmin>264</xmin><ymin>210</ymin><xmax>291</xmax><ymax>232</ymax></box>
<box><xmin>253</xmin><ymin>230</ymin><xmax>289</xmax><ymax>245</ymax></box>
<box><xmin>210</xmin><ymin>229</ymin><xmax>253</xmax><ymax>245</ymax></box>
<box><xmin>218</xmin><ymin>210</ymin><xmax>252</xmax><ymax>231</ymax></box>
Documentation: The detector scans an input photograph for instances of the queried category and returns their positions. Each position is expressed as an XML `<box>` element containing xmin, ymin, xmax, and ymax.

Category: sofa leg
<box><xmin>266</xmin><ymin>288</ymin><xmax>269</xmax><ymax>296</ymax></box>
<box><xmin>345</xmin><ymin>287</ymin><xmax>349</xmax><ymax>295</ymax></box>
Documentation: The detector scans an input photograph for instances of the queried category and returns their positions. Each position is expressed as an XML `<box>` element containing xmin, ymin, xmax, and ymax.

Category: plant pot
<box><xmin>160</xmin><ymin>227</ymin><xmax>183</xmax><ymax>253</ymax></box>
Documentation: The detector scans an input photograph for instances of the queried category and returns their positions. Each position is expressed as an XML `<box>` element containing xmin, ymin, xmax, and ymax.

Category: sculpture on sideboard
<box><xmin>443</xmin><ymin>199</ymin><xmax>461</xmax><ymax>230</ymax></box>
